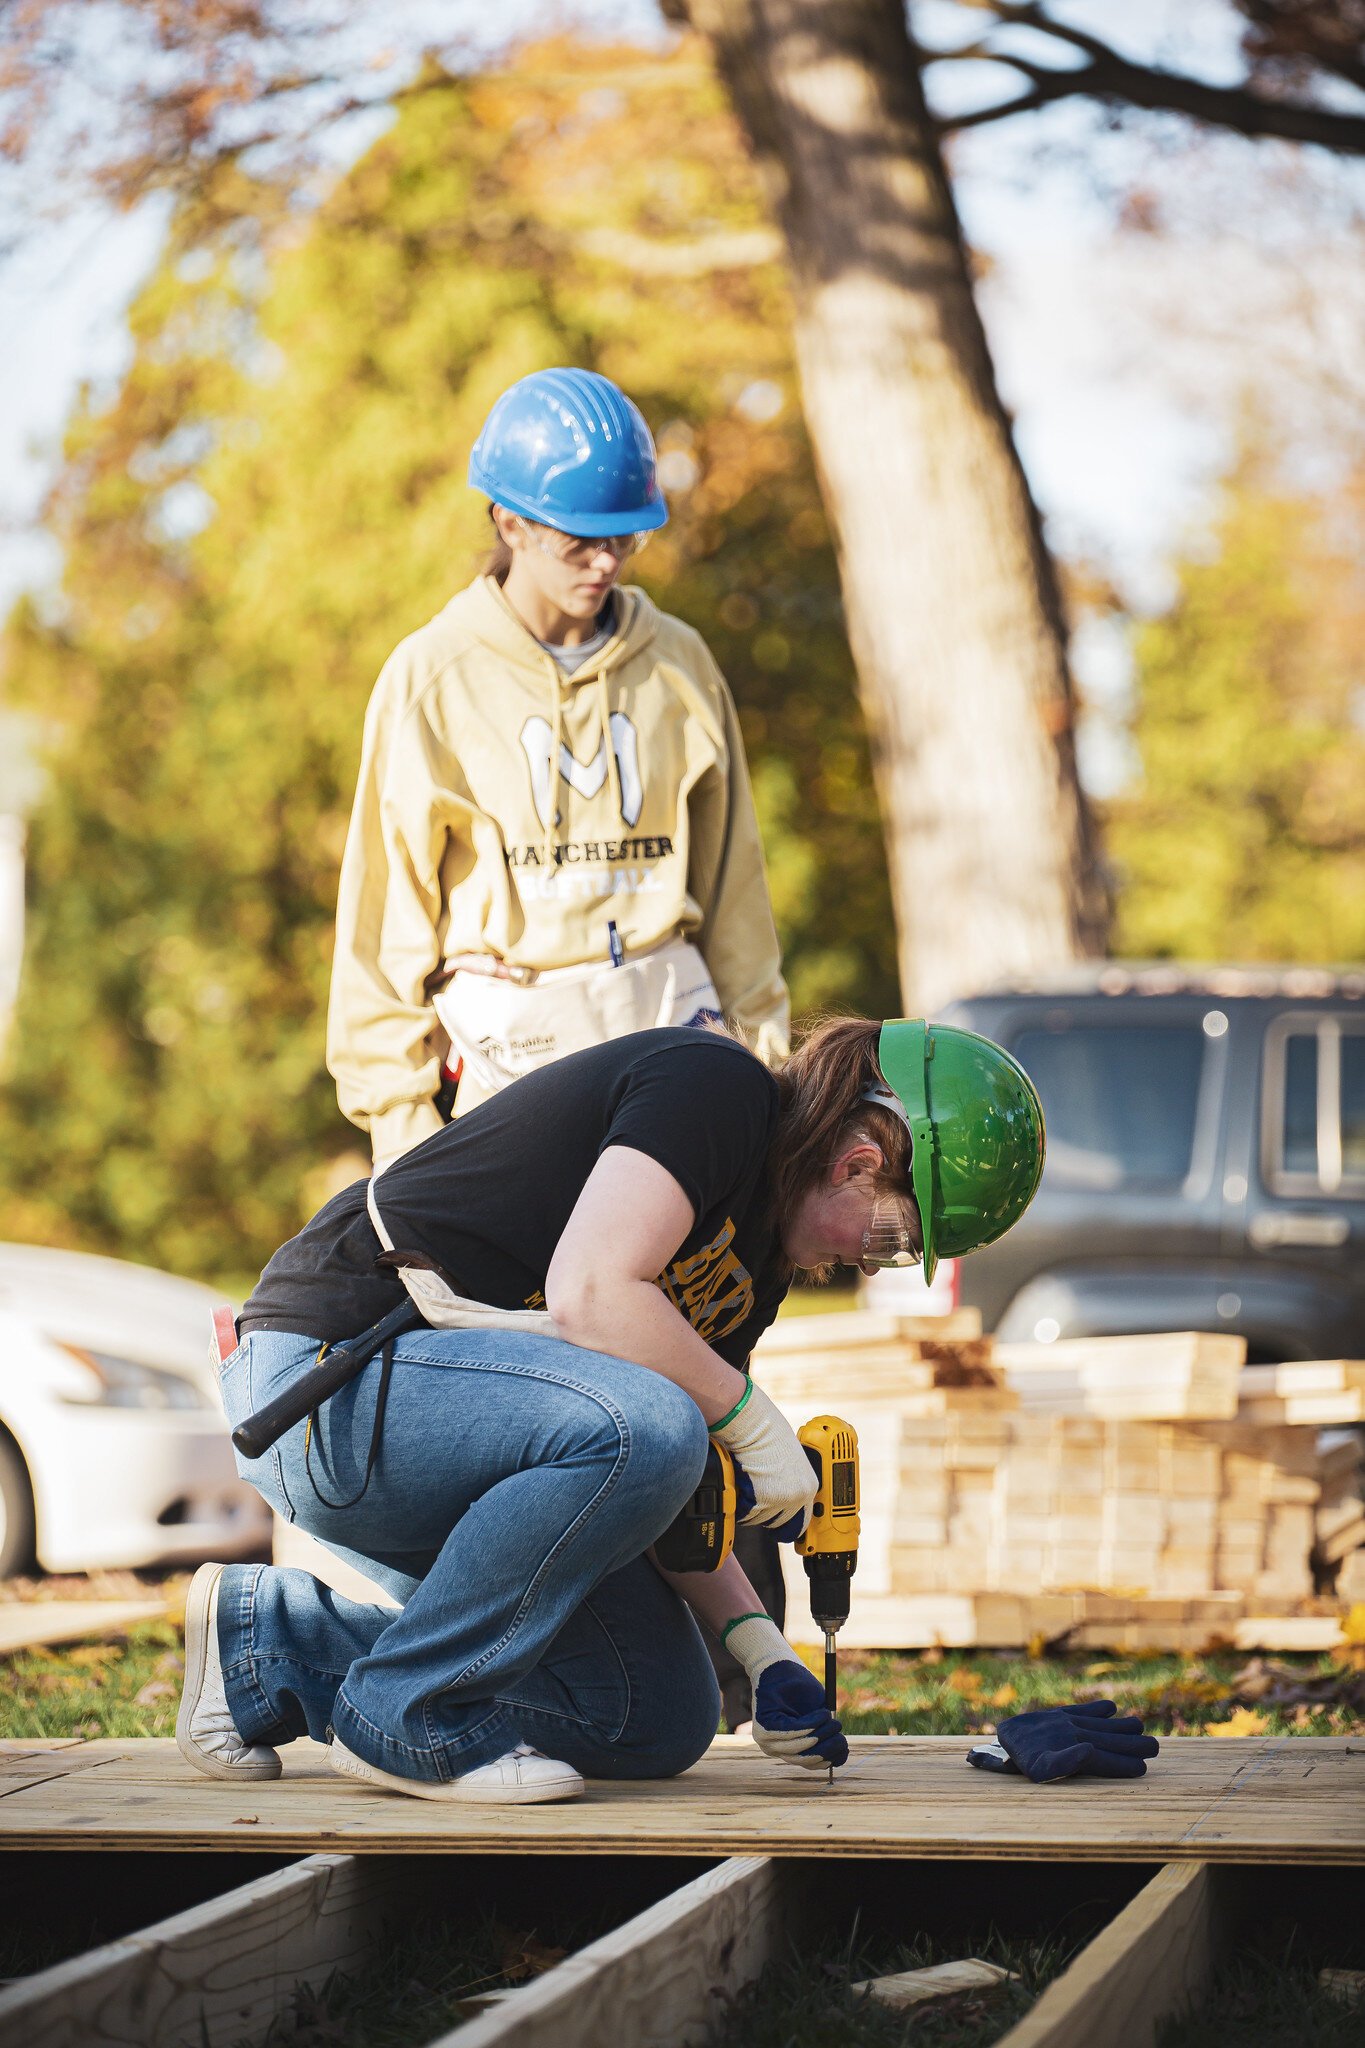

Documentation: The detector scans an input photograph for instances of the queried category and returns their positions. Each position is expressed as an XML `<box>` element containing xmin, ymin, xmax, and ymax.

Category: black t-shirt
<box><xmin>242</xmin><ymin>1029</ymin><xmax>790</xmax><ymax>1369</ymax></box>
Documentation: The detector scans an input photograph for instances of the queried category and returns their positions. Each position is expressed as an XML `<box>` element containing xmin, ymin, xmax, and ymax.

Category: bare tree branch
<box><xmin>930</xmin><ymin>0</ymin><xmax>1365</xmax><ymax>154</ymax></box>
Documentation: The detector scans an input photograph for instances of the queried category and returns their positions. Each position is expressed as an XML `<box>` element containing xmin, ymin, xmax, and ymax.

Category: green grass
<box><xmin>707</xmin><ymin>1922</ymin><xmax>1077</xmax><ymax>2048</ymax></box>
<box><xmin>230</xmin><ymin>1912</ymin><xmax>1073</xmax><ymax>2048</ymax></box>
<box><xmin>1160</xmin><ymin>1951</ymin><xmax>1365</xmax><ymax>2046</ymax></box>
<box><xmin>3</xmin><ymin>1614</ymin><xmax>1360</xmax><ymax>1747</ymax></box>
<box><xmin>0</xmin><ymin>1618</ymin><xmax>188</xmax><ymax>1742</ymax></box>
<box><xmin>833</xmin><ymin>1646</ymin><xmax>1365</xmax><ymax>1741</ymax></box>
<box><xmin>235</xmin><ymin>1911</ymin><xmax>607</xmax><ymax>2048</ymax></box>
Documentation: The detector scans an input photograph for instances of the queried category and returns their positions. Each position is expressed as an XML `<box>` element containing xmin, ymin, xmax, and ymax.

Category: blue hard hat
<box><xmin>468</xmin><ymin>367</ymin><xmax>668</xmax><ymax>537</ymax></box>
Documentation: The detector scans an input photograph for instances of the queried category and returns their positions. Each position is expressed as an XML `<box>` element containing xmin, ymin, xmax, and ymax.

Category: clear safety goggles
<box><xmin>513</xmin><ymin>516</ymin><xmax>650</xmax><ymax>564</ymax></box>
<box><xmin>860</xmin><ymin>1192</ymin><xmax>924</xmax><ymax>1270</ymax></box>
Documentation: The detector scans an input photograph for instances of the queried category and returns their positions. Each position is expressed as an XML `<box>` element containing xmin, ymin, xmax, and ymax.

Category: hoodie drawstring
<box><xmin>543</xmin><ymin>657</ymin><xmax>564</xmax><ymax>873</ymax></box>
<box><xmin>596</xmin><ymin>663</ymin><xmax>624</xmax><ymax>824</ymax></box>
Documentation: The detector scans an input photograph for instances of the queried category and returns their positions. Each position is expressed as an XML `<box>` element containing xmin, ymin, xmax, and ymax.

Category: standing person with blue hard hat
<box><xmin>325</xmin><ymin>366</ymin><xmax>792</xmax><ymax>1728</ymax></box>
<box><xmin>327</xmin><ymin>365</ymin><xmax>790</xmax><ymax>1173</ymax></box>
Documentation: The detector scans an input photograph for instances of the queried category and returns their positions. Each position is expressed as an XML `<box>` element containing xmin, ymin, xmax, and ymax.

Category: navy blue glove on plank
<box><xmin>968</xmin><ymin>1699</ymin><xmax>1159</xmax><ymax>1783</ymax></box>
<box><xmin>724</xmin><ymin>1614</ymin><xmax>849</xmax><ymax>1770</ymax></box>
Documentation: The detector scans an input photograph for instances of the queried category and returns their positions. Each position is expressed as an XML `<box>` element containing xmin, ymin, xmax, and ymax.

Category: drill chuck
<box><xmin>803</xmin><ymin>1548</ymin><xmax>856</xmax><ymax>1634</ymax></box>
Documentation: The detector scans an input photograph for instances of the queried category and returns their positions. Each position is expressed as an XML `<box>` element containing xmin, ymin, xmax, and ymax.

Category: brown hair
<box><xmin>770</xmin><ymin>1015</ymin><xmax>920</xmax><ymax>1275</ymax></box>
<box><xmin>479</xmin><ymin>503</ymin><xmax>512</xmax><ymax>582</ymax></box>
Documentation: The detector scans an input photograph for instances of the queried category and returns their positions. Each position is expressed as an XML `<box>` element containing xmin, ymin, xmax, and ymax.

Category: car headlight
<box><xmin>55</xmin><ymin>1342</ymin><xmax>210</xmax><ymax>1410</ymax></box>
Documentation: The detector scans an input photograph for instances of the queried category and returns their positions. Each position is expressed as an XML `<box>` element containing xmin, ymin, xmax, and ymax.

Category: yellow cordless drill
<box><xmin>657</xmin><ymin>1413</ymin><xmax>861</xmax><ymax>1777</ymax></box>
<box><xmin>796</xmin><ymin>1416</ymin><xmax>861</xmax><ymax>1737</ymax></box>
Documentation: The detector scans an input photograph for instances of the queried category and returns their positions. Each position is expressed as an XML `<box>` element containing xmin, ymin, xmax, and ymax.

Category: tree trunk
<box><xmin>676</xmin><ymin>0</ymin><xmax>1108</xmax><ymax>1010</ymax></box>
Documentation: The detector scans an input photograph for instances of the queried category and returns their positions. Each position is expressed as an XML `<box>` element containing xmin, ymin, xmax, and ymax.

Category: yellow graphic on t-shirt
<box><xmin>659</xmin><ymin>1216</ymin><xmax>753</xmax><ymax>1345</ymax></box>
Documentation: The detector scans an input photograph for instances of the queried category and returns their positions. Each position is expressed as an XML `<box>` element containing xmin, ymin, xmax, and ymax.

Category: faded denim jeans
<box><xmin>214</xmin><ymin>1326</ymin><xmax>719</xmax><ymax>1784</ymax></box>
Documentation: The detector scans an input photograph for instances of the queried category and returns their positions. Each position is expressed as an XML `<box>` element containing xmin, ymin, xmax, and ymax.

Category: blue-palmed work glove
<box><xmin>711</xmin><ymin>1383</ymin><xmax>816</xmax><ymax>1536</ymax></box>
<box><xmin>732</xmin><ymin>1461</ymin><xmax>805</xmax><ymax>1543</ymax></box>
<box><xmin>969</xmin><ymin>1700</ymin><xmax>1159</xmax><ymax>1783</ymax></box>
<box><xmin>723</xmin><ymin>1615</ymin><xmax>849</xmax><ymax>1771</ymax></box>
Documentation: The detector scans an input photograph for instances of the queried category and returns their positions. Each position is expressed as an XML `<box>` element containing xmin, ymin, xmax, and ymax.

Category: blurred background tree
<box><xmin>1111</xmin><ymin>442</ymin><xmax>1365</xmax><ymax>962</ymax></box>
<box><xmin>0</xmin><ymin>40</ymin><xmax>897</xmax><ymax>1280</ymax></box>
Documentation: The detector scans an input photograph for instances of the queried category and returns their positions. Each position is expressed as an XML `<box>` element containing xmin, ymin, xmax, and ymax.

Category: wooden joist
<box><xmin>443</xmin><ymin>1856</ymin><xmax>799</xmax><ymax>2048</ymax></box>
<box><xmin>0</xmin><ymin>1851</ymin><xmax>414</xmax><ymax>2048</ymax></box>
<box><xmin>996</xmin><ymin>1862</ymin><xmax>1224</xmax><ymax>2048</ymax></box>
<box><xmin>0</xmin><ymin>1736</ymin><xmax>1360</xmax><ymax>1865</ymax></box>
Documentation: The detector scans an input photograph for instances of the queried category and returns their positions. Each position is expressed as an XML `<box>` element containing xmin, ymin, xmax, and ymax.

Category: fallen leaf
<box><xmin>67</xmin><ymin>1645</ymin><xmax>122</xmax><ymax>1667</ymax></box>
<box><xmin>1025</xmin><ymin>1632</ymin><xmax>1048</xmax><ymax>1661</ymax></box>
<box><xmin>947</xmin><ymin>1670</ymin><xmax>982</xmax><ymax>1697</ymax></box>
<box><xmin>1084</xmin><ymin>1661</ymin><xmax>1121</xmax><ymax>1678</ymax></box>
<box><xmin>231</xmin><ymin>1815</ymin><xmax>259</xmax><ymax>1825</ymax></box>
<box><xmin>134</xmin><ymin>1680</ymin><xmax>177</xmax><ymax>1706</ymax></box>
<box><xmin>989</xmin><ymin>1684</ymin><xmax>1017</xmax><ymax>1709</ymax></box>
<box><xmin>1207</xmin><ymin>1707</ymin><xmax>1269</xmax><ymax>1738</ymax></box>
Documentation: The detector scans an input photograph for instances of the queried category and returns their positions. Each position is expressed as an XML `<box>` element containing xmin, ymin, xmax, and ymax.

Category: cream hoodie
<box><xmin>327</xmin><ymin>575</ymin><xmax>790</xmax><ymax>1163</ymax></box>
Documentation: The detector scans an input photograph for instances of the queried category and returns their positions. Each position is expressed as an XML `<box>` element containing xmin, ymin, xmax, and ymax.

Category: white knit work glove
<box><xmin>710</xmin><ymin>1380</ymin><xmax>816</xmax><ymax>1535</ymax></box>
<box><xmin>723</xmin><ymin>1615</ymin><xmax>848</xmax><ymax>1771</ymax></box>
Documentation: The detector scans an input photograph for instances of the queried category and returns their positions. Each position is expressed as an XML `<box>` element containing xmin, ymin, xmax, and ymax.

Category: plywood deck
<box><xmin>1</xmin><ymin>1736</ymin><xmax>1361</xmax><ymax>1863</ymax></box>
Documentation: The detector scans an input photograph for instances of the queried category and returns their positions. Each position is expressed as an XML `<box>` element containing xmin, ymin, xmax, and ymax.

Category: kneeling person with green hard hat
<box><xmin>181</xmin><ymin>1018</ymin><xmax>1045</xmax><ymax>1803</ymax></box>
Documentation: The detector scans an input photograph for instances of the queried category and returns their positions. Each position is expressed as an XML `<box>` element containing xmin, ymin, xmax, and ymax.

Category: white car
<box><xmin>0</xmin><ymin>1242</ymin><xmax>272</xmax><ymax>1576</ymax></box>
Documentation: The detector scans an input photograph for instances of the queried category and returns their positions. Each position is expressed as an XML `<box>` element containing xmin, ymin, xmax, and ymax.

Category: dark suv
<box><xmin>940</xmin><ymin>966</ymin><xmax>1365</xmax><ymax>1362</ymax></box>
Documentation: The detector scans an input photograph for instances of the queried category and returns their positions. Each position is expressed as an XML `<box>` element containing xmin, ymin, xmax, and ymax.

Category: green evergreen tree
<box><xmin>0</xmin><ymin>40</ymin><xmax>895</xmax><ymax>1282</ymax></box>
<box><xmin>1111</xmin><ymin>452</ymin><xmax>1365</xmax><ymax>962</ymax></box>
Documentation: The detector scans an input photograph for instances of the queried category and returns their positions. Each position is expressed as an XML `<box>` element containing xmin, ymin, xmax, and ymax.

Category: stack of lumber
<box><xmin>1238</xmin><ymin>1360</ymin><xmax>1365</xmax><ymax>1425</ymax></box>
<box><xmin>993</xmin><ymin>1333</ymin><xmax>1243</xmax><ymax>1420</ymax></box>
<box><xmin>1315</xmin><ymin>1437</ymin><xmax>1365</xmax><ymax>1603</ymax></box>
<box><xmin>753</xmin><ymin>1313</ymin><xmax>1363</xmax><ymax>1650</ymax></box>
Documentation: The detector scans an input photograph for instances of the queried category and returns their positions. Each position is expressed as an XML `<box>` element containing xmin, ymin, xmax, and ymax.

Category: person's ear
<box><xmin>829</xmin><ymin>1141</ymin><xmax>883</xmax><ymax>1188</ymax></box>
<box><xmin>492</xmin><ymin>507</ymin><xmax>522</xmax><ymax>550</ymax></box>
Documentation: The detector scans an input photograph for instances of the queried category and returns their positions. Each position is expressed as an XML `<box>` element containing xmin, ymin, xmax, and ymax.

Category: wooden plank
<box><xmin>996</xmin><ymin>1862</ymin><xmax>1223</xmax><ymax>2048</ymax></box>
<box><xmin>439</xmin><ymin>1856</ymin><xmax>795</xmax><ymax>2048</ymax></box>
<box><xmin>0</xmin><ymin>1601</ymin><xmax>168</xmax><ymax>1656</ymax></box>
<box><xmin>994</xmin><ymin>1335</ymin><xmax>1244</xmax><ymax>1421</ymax></box>
<box><xmin>0</xmin><ymin>1851</ymin><xmax>409</xmax><ymax>2048</ymax></box>
<box><xmin>756</xmin><ymin>1309</ymin><xmax>982</xmax><ymax>1357</ymax></box>
<box><xmin>1231</xmin><ymin>1616</ymin><xmax>1347</xmax><ymax>1653</ymax></box>
<box><xmin>0</xmin><ymin>1737</ymin><xmax>1358</xmax><ymax>1865</ymax></box>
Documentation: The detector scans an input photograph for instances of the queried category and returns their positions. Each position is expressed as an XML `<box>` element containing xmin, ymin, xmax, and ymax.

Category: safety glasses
<box><xmin>513</xmin><ymin>517</ymin><xmax>650</xmax><ymax>564</ymax></box>
<box><xmin>859</xmin><ymin>1191</ymin><xmax>924</xmax><ymax>1270</ymax></box>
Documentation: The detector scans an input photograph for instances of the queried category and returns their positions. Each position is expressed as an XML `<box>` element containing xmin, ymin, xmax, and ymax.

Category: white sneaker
<box><xmin>176</xmin><ymin>1563</ymin><xmax>282</xmax><ymax>1782</ymax></box>
<box><xmin>329</xmin><ymin>1736</ymin><xmax>584</xmax><ymax>1805</ymax></box>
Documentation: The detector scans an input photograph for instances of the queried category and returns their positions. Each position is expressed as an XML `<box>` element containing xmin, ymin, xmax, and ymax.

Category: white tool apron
<box><xmin>366</xmin><ymin>1175</ymin><xmax>560</xmax><ymax>1338</ymax></box>
<box><xmin>431</xmin><ymin>935</ymin><xmax>719</xmax><ymax>1110</ymax></box>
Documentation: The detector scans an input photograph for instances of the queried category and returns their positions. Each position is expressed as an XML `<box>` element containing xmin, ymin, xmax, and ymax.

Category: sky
<box><xmin>2</xmin><ymin>0</ymin><xmax>1363</xmax><ymax>800</ymax></box>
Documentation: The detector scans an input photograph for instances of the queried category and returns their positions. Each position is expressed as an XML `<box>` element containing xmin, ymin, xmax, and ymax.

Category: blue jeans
<box><xmin>215</xmin><ymin>1327</ymin><xmax>719</xmax><ymax>1784</ymax></box>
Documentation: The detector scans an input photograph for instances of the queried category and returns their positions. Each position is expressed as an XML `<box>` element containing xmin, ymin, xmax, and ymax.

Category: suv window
<box><xmin>1012</xmin><ymin>1022</ymin><xmax>1206</xmax><ymax>1192</ymax></box>
<box><xmin>1265</xmin><ymin>1016</ymin><xmax>1365</xmax><ymax>1195</ymax></box>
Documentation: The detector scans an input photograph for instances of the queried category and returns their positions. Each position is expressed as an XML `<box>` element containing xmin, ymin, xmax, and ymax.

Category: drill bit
<box><xmin>824</xmin><ymin>1629</ymin><xmax>837</xmax><ymax>1786</ymax></box>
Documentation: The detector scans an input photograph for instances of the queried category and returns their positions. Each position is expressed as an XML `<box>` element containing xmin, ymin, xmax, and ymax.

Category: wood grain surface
<box><xmin>997</xmin><ymin>1861</ymin><xmax>1223</xmax><ymax>2047</ymax></box>
<box><xmin>0</xmin><ymin>1852</ymin><xmax>411</xmax><ymax>2048</ymax></box>
<box><xmin>441</xmin><ymin>1855</ymin><xmax>797</xmax><ymax>2048</ymax></box>
<box><xmin>0</xmin><ymin>1736</ymin><xmax>1359</xmax><ymax>1863</ymax></box>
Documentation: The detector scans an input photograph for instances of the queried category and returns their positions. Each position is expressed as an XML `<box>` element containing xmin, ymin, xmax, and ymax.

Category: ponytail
<box><xmin>770</xmin><ymin>1015</ymin><xmax>916</xmax><ymax>1227</ymax></box>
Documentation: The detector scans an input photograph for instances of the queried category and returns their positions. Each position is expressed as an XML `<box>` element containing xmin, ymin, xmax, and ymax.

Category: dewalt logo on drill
<box><xmin>658</xmin><ymin>1216</ymin><xmax>754</xmax><ymax>1345</ymax></box>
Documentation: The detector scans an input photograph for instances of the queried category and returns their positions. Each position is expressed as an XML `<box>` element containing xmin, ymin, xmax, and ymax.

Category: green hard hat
<box><xmin>876</xmin><ymin>1019</ymin><xmax>1046</xmax><ymax>1285</ymax></box>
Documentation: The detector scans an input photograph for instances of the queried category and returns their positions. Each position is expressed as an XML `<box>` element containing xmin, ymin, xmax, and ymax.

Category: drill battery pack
<box><xmin>654</xmin><ymin>1441</ymin><xmax>738</xmax><ymax>1574</ymax></box>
